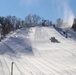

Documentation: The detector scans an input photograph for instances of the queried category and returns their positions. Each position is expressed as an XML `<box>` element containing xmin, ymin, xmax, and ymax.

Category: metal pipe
<box><xmin>11</xmin><ymin>62</ymin><xmax>14</xmax><ymax>75</ymax></box>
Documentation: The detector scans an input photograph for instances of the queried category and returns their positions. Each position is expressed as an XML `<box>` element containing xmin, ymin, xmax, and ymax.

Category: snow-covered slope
<box><xmin>0</xmin><ymin>27</ymin><xmax>76</xmax><ymax>75</ymax></box>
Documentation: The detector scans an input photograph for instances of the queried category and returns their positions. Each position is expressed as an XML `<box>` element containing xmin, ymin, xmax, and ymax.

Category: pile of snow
<box><xmin>0</xmin><ymin>27</ymin><xmax>76</xmax><ymax>75</ymax></box>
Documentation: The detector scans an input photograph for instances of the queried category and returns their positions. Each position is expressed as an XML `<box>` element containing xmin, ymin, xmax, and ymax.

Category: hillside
<box><xmin>0</xmin><ymin>26</ymin><xmax>76</xmax><ymax>75</ymax></box>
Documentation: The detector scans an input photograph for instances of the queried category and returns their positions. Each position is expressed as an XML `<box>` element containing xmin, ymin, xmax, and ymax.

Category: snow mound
<box><xmin>0</xmin><ymin>27</ymin><xmax>76</xmax><ymax>75</ymax></box>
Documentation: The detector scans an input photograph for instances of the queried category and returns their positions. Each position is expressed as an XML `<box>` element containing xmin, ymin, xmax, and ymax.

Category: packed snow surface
<box><xmin>0</xmin><ymin>27</ymin><xmax>76</xmax><ymax>75</ymax></box>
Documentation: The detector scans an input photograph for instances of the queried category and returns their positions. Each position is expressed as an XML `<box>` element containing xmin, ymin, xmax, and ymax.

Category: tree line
<box><xmin>0</xmin><ymin>14</ymin><xmax>76</xmax><ymax>41</ymax></box>
<box><xmin>0</xmin><ymin>14</ymin><xmax>52</xmax><ymax>40</ymax></box>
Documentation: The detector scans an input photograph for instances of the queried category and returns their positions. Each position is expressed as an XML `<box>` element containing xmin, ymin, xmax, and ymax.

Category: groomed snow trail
<box><xmin>0</xmin><ymin>27</ymin><xmax>76</xmax><ymax>75</ymax></box>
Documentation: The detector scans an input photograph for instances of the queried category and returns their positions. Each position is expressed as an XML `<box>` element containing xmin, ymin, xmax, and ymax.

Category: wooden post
<box><xmin>11</xmin><ymin>62</ymin><xmax>14</xmax><ymax>75</ymax></box>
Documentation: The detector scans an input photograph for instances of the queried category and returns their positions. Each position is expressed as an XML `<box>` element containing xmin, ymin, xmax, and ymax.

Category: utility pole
<box><xmin>11</xmin><ymin>62</ymin><xmax>14</xmax><ymax>75</ymax></box>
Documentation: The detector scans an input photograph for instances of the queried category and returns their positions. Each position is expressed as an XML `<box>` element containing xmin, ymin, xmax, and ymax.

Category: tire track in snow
<box><xmin>2</xmin><ymin>56</ymin><xmax>10</xmax><ymax>73</ymax></box>
<box><xmin>27</xmin><ymin>57</ymin><xmax>62</xmax><ymax>75</ymax></box>
<box><xmin>16</xmin><ymin>58</ymin><xmax>37</xmax><ymax>75</ymax></box>
<box><xmin>23</xmin><ymin>56</ymin><xmax>57</xmax><ymax>75</ymax></box>
<box><xmin>36</xmin><ymin>56</ymin><xmax>72</xmax><ymax>75</ymax></box>
<box><xmin>0</xmin><ymin>55</ymin><xmax>10</xmax><ymax>75</ymax></box>
<box><xmin>20</xmin><ymin>56</ymin><xmax>46</xmax><ymax>75</ymax></box>
<box><xmin>0</xmin><ymin>58</ymin><xmax>5</xmax><ymax>75</ymax></box>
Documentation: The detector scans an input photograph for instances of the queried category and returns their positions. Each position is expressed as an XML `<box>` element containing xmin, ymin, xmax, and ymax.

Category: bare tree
<box><xmin>32</xmin><ymin>14</ymin><xmax>41</xmax><ymax>26</ymax></box>
<box><xmin>25</xmin><ymin>14</ymin><xmax>41</xmax><ymax>27</ymax></box>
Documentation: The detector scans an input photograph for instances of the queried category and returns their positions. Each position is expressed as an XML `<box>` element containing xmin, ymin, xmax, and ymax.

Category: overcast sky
<box><xmin>0</xmin><ymin>0</ymin><xmax>76</xmax><ymax>23</ymax></box>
